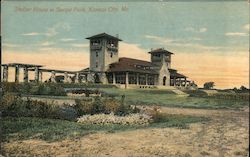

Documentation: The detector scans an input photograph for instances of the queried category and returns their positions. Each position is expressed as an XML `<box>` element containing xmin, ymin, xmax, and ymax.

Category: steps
<box><xmin>157</xmin><ymin>86</ymin><xmax>189</xmax><ymax>97</ymax></box>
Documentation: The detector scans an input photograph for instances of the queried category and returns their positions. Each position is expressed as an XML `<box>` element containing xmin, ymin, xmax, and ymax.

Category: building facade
<box><xmin>84</xmin><ymin>33</ymin><xmax>190</xmax><ymax>87</ymax></box>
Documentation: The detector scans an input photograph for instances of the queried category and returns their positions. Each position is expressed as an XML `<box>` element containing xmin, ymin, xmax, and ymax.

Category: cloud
<box><xmin>22</xmin><ymin>32</ymin><xmax>41</xmax><ymax>36</ymax></box>
<box><xmin>2</xmin><ymin>43</ymin><xmax>20</xmax><ymax>48</ymax></box>
<box><xmin>145</xmin><ymin>35</ymin><xmax>220</xmax><ymax>52</ymax></box>
<box><xmin>185</xmin><ymin>27</ymin><xmax>207</xmax><ymax>33</ymax></box>
<box><xmin>71</xmin><ymin>43</ymin><xmax>89</xmax><ymax>48</ymax></box>
<box><xmin>243</xmin><ymin>24</ymin><xmax>249</xmax><ymax>30</ymax></box>
<box><xmin>172</xmin><ymin>51</ymin><xmax>249</xmax><ymax>89</ymax></box>
<box><xmin>21</xmin><ymin>23</ymin><xmax>71</xmax><ymax>37</ymax></box>
<box><xmin>199</xmin><ymin>28</ymin><xmax>207</xmax><ymax>33</ymax></box>
<box><xmin>225</xmin><ymin>32</ymin><xmax>247</xmax><ymax>37</ymax></box>
<box><xmin>60</xmin><ymin>38</ymin><xmax>76</xmax><ymax>42</ymax></box>
<box><xmin>119</xmin><ymin>42</ymin><xmax>150</xmax><ymax>61</ymax></box>
<box><xmin>41</xmin><ymin>41</ymin><xmax>55</xmax><ymax>46</ymax></box>
<box><xmin>145</xmin><ymin>35</ymin><xmax>175</xmax><ymax>44</ymax></box>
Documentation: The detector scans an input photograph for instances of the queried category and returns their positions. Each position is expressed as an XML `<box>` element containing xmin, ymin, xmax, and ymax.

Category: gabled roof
<box><xmin>107</xmin><ymin>57</ymin><xmax>158</xmax><ymax>74</ymax></box>
<box><xmin>148</xmin><ymin>48</ymin><xmax>174</xmax><ymax>55</ymax></box>
<box><xmin>170</xmin><ymin>72</ymin><xmax>187</xmax><ymax>78</ymax></box>
<box><xmin>118</xmin><ymin>57</ymin><xmax>155</xmax><ymax>67</ymax></box>
<box><xmin>86</xmin><ymin>33</ymin><xmax>122</xmax><ymax>41</ymax></box>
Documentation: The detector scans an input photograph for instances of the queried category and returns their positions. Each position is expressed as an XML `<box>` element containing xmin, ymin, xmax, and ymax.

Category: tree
<box><xmin>240</xmin><ymin>86</ymin><xmax>248</xmax><ymax>92</ymax></box>
<box><xmin>203</xmin><ymin>82</ymin><xmax>215</xmax><ymax>89</ymax></box>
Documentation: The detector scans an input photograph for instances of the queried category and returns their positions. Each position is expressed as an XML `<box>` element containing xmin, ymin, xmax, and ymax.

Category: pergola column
<box><xmin>113</xmin><ymin>73</ymin><xmax>116</xmax><ymax>84</ymax></box>
<box><xmin>125</xmin><ymin>72</ymin><xmax>129</xmax><ymax>88</ymax></box>
<box><xmin>23</xmin><ymin>67</ymin><xmax>29</xmax><ymax>83</ymax></box>
<box><xmin>85</xmin><ymin>74</ymin><xmax>88</xmax><ymax>83</ymax></box>
<box><xmin>15</xmin><ymin>65</ymin><xmax>20</xmax><ymax>83</ymax></box>
<box><xmin>64</xmin><ymin>72</ymin><xmax>69</xmax><ymax>83</ymax></box>
<box><xmin>145</xmin><ymin>74</ymin><xmax>148</xmax><ymax>85</ymax></box>
<box><xmin>154</xmin><ymin>75</ymin><xmax>158</xmax><ymax>86</ymax></box>
<box><xmin>3</xmin><ymin>66</ymin><xmax>8</xmax><ymax>82</ymax></box>
<box><xmin>75</xmin><ymin>72</ymin><xmax>80</xmax><ymax>83</ymax></box>
<box><xmin>173</xmin><ymin>77</ymin><xmax>176</xmax><ymax>86</ymax></box>
<box><xmin>39</xmin><ymin>71</ymin><xmax>43</xmax><ymax>82</ymax></box>
<box><xmin>184</xmin><ymin>78</ymin><xmax>187</xmax><ymax>87</ymax></box>
<box><xmin>136</xmin><ymin>73</ymin><xmax>139</xmax><ymax>85</ymax></box>
<box><xmin>51</xmin><ymin>71</ymin><xmax>56</xmax><ymax>83</ymax></box>
<box><xmin>34</xmin><ymin>67</ymin><xmax>39</xmax><ymax>83</ymax></box>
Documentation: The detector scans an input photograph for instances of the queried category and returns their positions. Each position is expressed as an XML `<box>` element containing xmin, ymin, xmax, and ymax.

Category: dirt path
<box><xmin>3</xmin><ymin>107</ymin><xmax>249</xmax><ymax>157</ymax></box>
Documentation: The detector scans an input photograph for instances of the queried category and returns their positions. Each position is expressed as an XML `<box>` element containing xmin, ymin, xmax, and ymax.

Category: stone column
<box><xmin>39</xmin><ymin>71</ymin><xmax>43</xmax><ymax>82</ymax></box>
<box><xmin>23</xmin><ymin>67</ymin><xmax>28</xmax><ymax>83</ymax></box>
<box><xmin>85</xmin><ymin>74</ymin><xmax>88</xmax><ymax>83</ymax></box>
<box><xmin>64</xmin><ymin>72</ymin><xmax>69</xmax><ymax>83</ymax></box>
<box><xmin>51</xmin><ymin>71</ymin><xmax>56</xmax><ymax>83</ymax></box>
<box><xmin>75</xmin><ymin>73</ymin><xmax>79</xmax><ymax>83</ymax></box>
<box><xmin>125</xmin><ymin>72</ymin><xmax>129</xmax><ymax>88</ymax></box>
<box><xmin>3</xmin><ymin>66</ymin><xmax>8</xmax><ymax>82</ymax></box>
<box><xmin>113</xmin><ymin>73</ymin><xmax>116</xmax><ymax>84</ymax></box>
<box><xmin>34</xmin><ymin>67</ymin><xmax>39</xmax><ymax>83</ymax></box>
<box><xmin>154</xmin><ymin>75</ymin><xmax>158</xmax><ymax>86</ymax></box>
<box><xmin>173</xmin><ymin>77</ymin><xmax>176</xmax><ymax>86</ymax></box>
<box><xmin>15</xmin><ymin>65</ymin><xmax>20</xmax><ymax>83</ymax></box>
<box><xmin>145</xmin><ymin>74</ymin><xmax>148</xmax><ymax>85</ymax></box>
<box><xmin>136</xmin><ymin>73</ymin><xmax>139</xmax><ymax>85</ymax></box>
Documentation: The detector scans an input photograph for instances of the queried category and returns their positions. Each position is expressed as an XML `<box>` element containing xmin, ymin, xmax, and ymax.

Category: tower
<box><xmin>86</xmin><ymin>33</ymin><xmax>122</xmax><ymax>72</ymax></box>
<box><xmin>149</xmin><ymin>48</ymin><xmax>173</xmax><ymax>86</ymax></box>
<box><xmin>149</xmin><ymin>48</ymin><xmax>173</xmax><ymax>68</ymax></box>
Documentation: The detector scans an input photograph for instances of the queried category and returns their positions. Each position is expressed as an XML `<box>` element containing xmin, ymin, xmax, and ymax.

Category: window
<box><xmin>96</xmin><ymin>51</ymin><xmax>98</xmax><ymax>57</ymax></box>
<box><xmin>110</xmin><ymin>52</ymin><xmax>113</xmax><ymax>58</ymax></box>
<box><xmin>96</xmin><ymin>62</ymin><xmax>98</xmax><ymax>68</ymax></box>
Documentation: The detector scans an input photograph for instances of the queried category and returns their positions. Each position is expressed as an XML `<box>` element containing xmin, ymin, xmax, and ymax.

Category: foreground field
<box><xmin>2</xmin><ymin>106</ymin><xmax>249</xmax><ymax>157</ymax></box>
<box><xmin>99</xmin><ymin>88</ymin><xmax>248</xmax><ymax>109</ymax></box>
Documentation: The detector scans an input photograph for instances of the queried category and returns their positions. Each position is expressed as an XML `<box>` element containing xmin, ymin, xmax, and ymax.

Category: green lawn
<box><xmin>99</xmin><ymin>88</ymin><xmax>249</xmax><ymax>109</ymax></box>
<box><xmin>2</xmin><ymin>115</ymin><xmax>208</xmax><ymax>142</ymax></box>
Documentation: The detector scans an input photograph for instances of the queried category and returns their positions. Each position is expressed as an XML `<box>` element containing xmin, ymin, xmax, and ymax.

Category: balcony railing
<box><xmin>107</xmin><ymin>46</ymin><xmax>118</xmax><ymax>52</ymax></box>
<box><xmin>91</xmin><ymin>45</ymin><xmax>102</xmax><ymax>50</ymax></box>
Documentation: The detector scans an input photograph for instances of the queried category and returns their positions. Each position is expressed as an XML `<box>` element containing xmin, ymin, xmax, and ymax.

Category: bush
<box><xmin>1</xmin><ymin>82</ymin><xmax>66</xmax><ymax>96</ymax></box>
<box><xmin>0</xmin><ymin>93</ymin><xmax>75</xmax><ymax>120</ymax></box>
<box><xmin>74</xmin><ymin>95</ymin><xmax>140</xmax><ymax>116</ymax></box>
<box><xmin>74</xmin><ymin>98</ymin><xmax>94</xmax><ymax>116</ymax></box>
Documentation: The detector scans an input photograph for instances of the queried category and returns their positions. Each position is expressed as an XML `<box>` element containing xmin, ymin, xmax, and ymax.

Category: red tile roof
<box><xmin>107</xmin><ymin>57</ymin><xmax>158</xmax><ymax>74</ymax></box>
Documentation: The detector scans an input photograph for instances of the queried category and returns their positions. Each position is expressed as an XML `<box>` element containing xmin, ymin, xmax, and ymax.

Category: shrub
<box><xmin>73</xmin><ymin>98</ymin><xmax>93</xmax><ymax>116</ymax></box>
<box><xmin>74</xmin><ymin>95</ymin><xmax>140</xmax><ymax>116</ymax></box>
<box><xmin>103</xmin><ymin>98</ymin><xmax>120</xmax><ymax>114</ymax></box>
<box><xmin>1</xmin><ymin>82</ymin><xmax>66</xmax><ymax>96</ymax></box>
<box><xmin>0</xmin><ymin>93</ymin><xmax>74</xmax><ymax>120</ymax></box>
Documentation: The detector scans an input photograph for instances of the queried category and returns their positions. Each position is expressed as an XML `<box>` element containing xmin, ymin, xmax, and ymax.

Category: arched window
<box><xmin>96</xmin><ymin>51</ymin><xmax>99</xmax><ymax>57</ymax></box>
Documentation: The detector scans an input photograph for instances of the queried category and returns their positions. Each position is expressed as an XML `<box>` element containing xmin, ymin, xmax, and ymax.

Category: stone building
<box><xmin>84</xmin><ymin>33</ymin><xmax>190</xmax><ymax>88</ymax></box>
<box><xmin>1</xmin><ymin>32</ymin><xmax>191</xmax><ymax>87</ymax></box>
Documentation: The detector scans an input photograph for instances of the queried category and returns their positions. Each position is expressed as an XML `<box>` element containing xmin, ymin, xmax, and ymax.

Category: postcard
<box><xmin>0</xmin><ymin>0</ymin><xmax>249</xmax><ymax>157</ymax></box>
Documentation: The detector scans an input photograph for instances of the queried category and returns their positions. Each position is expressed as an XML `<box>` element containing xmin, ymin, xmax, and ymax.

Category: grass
<box><xmin>2</xmin><ymin>114</ymin><xmax>208</xmax><ymax>143</ymax></box>
<box><xmin>98</xmin><ymin>88</ymin><xmax>249</xmax><ymax>109</ymax></box>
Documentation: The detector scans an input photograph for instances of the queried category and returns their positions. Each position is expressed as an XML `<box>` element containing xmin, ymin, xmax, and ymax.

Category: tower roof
<box><xmin>86</xmin><ymin>33</ymin><xmax>122</xmax><ymax>41</ymax></box>
<box><xmin>148</xmin><ymin>48</ymin><xmax>173</xmax><ymax>55</ymax></box>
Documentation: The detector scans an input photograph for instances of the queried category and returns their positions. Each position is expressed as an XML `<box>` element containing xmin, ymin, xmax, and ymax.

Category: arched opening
<box><xmin>163</xmin><ymin>76</ymin><xmax>166</xmax><ymax>86</ymax></box>
<box><xmin>94</xmin><ymin>73</ymin><xmax>101</xmax><ymax>83</ymax></box>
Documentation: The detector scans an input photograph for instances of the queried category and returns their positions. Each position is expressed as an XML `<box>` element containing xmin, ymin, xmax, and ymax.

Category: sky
<box><xmin>2</xmin><ymin>1</ymin><xmax>249</xmax><ymax>89</ymax></box>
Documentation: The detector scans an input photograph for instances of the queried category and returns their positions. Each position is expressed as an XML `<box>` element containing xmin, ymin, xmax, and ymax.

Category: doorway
<box><xmin>163</xmin><ymin>76</ymin><xmax>166</xmax><ymax>86</ymax></box>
